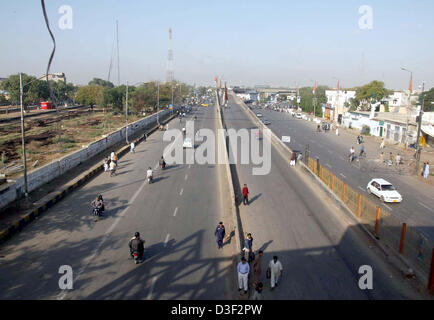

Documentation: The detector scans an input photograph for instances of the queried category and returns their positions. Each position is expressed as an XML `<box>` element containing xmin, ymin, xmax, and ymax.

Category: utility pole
<box><xmin>19</xmin><ymin>73</ymin><xmax>28</xmax><ymax>197</ymax></box>
<box><xmin>401</xmin><ymin>67</ymin><xmax>413</xmax><ymax>148</ymax></box>
<box><xmin>116</xmin><ymin>20</ymin><xmax>120</xmax><ymax>86</ymax></box>
<box><xmin>171</xmin><ymin>84</ymin><xmax>174</xmax><ymax>108</ymax></box>
<box><xmin>415</xmin><ymin>82</ymin><xmax>425</xmax><ymax>174</ymax></box>
<box><xmin>125</xmin><ymin>81</ymin><xmax>129</xmax><ymax>144</ymax></box>
<box><xmin>157</xmin><ymin>82</ymin><xmax>160</xmax><ymax>125</ymax></box>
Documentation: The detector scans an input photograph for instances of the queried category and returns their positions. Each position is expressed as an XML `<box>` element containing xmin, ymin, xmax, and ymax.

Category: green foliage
<box><xmin>423</xmin><ymin>87</ymin><xmax>434</xmax><ymax>112</ymax></box>
<box><xmin>299</xmin><ymin>85</ymin><xmax>329</xmax><ymax>117</ymax></box>
<box><xmin>75</xmin><ymin>85</ymin><xmax>104</xmax><ymax>106</ymax></box>
<box><xmin>355</xmin><ymin>81</ymin><xmax>391</xmax><ymax>110</ymax></box>
<box><xmin>88</xmin><ymin>78</ymin><xmax>114</xmax><ymax>88</ymax></box>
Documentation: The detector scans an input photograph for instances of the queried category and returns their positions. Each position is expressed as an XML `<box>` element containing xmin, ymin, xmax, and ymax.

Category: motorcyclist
<box><xmin>129</xmin><ymin>232</ymin><xmax>145</xmax><ymax>261</ymax></box>
<box><xmin>91</xmin><ymin>195</ymin><xmax>104</xmax><ymax>216</ymax></box>
<box><xmin>159</xmin><ymin>156</ymin><xmax>166</xmax><ymax>169</ymax></box>
<box><xmin>147</xmin><ymin>167</ymin><xmax>153</xmax><ymax>182</ymax></box>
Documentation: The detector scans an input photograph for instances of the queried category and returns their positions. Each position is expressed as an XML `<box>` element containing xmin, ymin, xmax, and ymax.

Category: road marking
<box><xmin>358</xmin><ymin>186</ymin><xmax>365</xmax><ymax>192</ymax></box>
<box><xmin>146</xmin><ymin>276</ymin><xmax>157</xmax><ymax>300</ymax></box>
<box><xmin>188</xmin><ymin>164</ymin><xmax>191</xmax><ymax>169</ymax></box>
<box><xmin>340</xmin><ymin>173</ymin><xmax>346</xmax><ymax>179</ymax></box>
<box><xmin>179</xmin><ymin>188</ymin><xmax>184</xmax><ymax>195</ymax></box>
<box><xmin>327</xmin><ymin>150</ymin><xmax>333</xmax><ymax>154</ymax></box>
<box><xmin>154</xmin><ymin>163</ymin><xmax>159</xmax><ymax>170</ymax></box>
<box><xmin>325</xmin><ymin>164</ymin><xmax>332</xmax><ymax>168</ymax></box>
<box><xmin>185</xmin><ymin>174</ymin><xmax>188</xmax><ymax>181</ymax></box>
<box><xmin>383</xmin><ymin>204</ymin><xmax>392</xmax><ymax>211</ymax></box>
<box><xmin>164</xmin><ymin>234</ymin><xmax>170</xmax><ymax>247</ymax></box>
<box><xmin>173</xmin><ymin>207</ymin><xmax>178</xmax><ymax>217</ymax></box>
<box><xmin>57</xmin><ymin>177</ymin><xmax>148</xmax><ymax>300</ymax></box>
<box><xmin>419</xmin><ymin>202</ymin><xmax>433</xmax><ymax>212</ymax></box>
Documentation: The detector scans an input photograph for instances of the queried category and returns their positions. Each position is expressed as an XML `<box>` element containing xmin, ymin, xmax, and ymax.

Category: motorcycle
<box><xmin>160</xmin><ymin>161</ymin><xmax>166</xmax><ymax>169</ymax></box>
<box><xmin>92</xmin><ymin>206</ymin><xmax>102</xmax><ymax>219</ymax></box>
<box><xmin>131</xmin><ymin>250</ymin><xmax>142</xmax><ymax>264</ymax></box>
<box><xmin>147</xmin><ymin>175</ymin><xmax>153</xmax><ymax>184</ymax></box>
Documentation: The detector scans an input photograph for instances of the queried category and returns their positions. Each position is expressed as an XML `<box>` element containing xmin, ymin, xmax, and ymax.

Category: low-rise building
<box><xmin>325</xmin><ymin>90</ymin><xmax>356</xmax><ymax>123</ymax></box>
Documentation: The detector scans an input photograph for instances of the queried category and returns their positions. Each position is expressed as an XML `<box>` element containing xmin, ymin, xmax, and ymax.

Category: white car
<box><xmin>296</xmin><ymin>113</ymin><xmax>302</xmax><ymax>119</ymax></box>
<box><xmin>366</xmin><ymin>179</ymin><xmax>402</xmax><ymax>203</ymax></box>
<box><xmin>183</xmin><ymin>138</ymin><xmax>193</xmax><ymax>149</ymax></box>
<box><xmin>256</xmin><ymin>113</ymin><xmax>263</xmax><ymax>117</ymax></box>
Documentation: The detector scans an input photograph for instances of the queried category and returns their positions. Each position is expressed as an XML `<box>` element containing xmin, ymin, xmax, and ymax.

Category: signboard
<box><xmin>282</xmin><ymin>136</ymin><xmax>291</xmax><ymax>143</ymax></box>
<box><xmin>379</xmin><ymin>121</ymin><xmax>384</xmax><ymax>126</ymax></box>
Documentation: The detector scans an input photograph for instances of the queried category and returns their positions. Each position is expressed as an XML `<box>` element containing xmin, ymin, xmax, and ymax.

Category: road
<box><xmin>256</xmin><ymin>107</ymin><xmax>434</xmax><ymax>239</ymax></box>
<box><xmin>222</xmin><ymin>92</ymin><xmax>424</xmax><ymax>299</ymax></box>
<box><xmin>0</xmin><ymin>104</ymin><xmax>235</xmax><ymax>299</ymax></box>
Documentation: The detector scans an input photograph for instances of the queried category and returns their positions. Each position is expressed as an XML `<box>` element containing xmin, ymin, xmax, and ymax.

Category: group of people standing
<box><xmin>103</xmin><ymin>151</ymin><xmax>118</xmax><ymax>176</ymax></box>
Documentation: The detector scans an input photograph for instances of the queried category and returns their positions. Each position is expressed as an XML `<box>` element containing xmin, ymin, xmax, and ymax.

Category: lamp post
<box><xmin>18</xmin><ymin>73</ymin><xmax>58</xmax><ymax>197</ymax></box>
<box><xmin>415</xmin><ymin>82</ymin><xmax>425</xmax><ymax>174</ymax></box>
<box><xmin>157</xmin><ymin>81</ymin><xmax>160</xmax><ymax>125</ymax></box>
<box><xmin>401</xmin><ymin>67</ymin><xmax>413</xmax><ymax>148</ymax></box>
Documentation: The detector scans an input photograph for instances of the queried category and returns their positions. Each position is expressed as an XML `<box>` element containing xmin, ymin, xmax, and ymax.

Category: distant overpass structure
<box><xmin>232</xmin><ymin>86</ymin><xmax>298</xmax><ymax>102</ymax></box>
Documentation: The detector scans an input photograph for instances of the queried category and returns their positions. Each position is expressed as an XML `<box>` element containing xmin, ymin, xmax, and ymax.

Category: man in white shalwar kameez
<box><xmin>269</xmin><ymin>256</ymin><xmax>283</xmax><ymax>289</ymax></box>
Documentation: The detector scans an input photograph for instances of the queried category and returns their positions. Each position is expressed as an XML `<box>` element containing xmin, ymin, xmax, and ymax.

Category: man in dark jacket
<box><xmin>129</xmin><ymin>232</ymin><xmax>145</xmax><ymax>260</ymax></box>
<box><xmin>215</xmin><ymin>222</ymin><xmax>226</xmax><ymax>249</ymax></box>
<box><xmin>242</xmin><ymin>184</ymin><xmax>249</xmax><ymax>205</ymax></box>
<box><xmin>244</xmin><ymin>233</ymin><xmax>254</xmax><ymax>262</ymax></box>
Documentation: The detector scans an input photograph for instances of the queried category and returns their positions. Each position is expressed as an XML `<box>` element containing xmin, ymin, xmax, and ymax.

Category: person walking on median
<box><xmin>252</xmin><ymin>282</ymin><xmax>263</xmax><ymax>300</ymax></box>
<box><xmin>243</xmin><ymin>233</ymin><xmax>254</xmax><ymax>262</ymax></box>
<box><xmin>269</xmin><ymin>256</ymin><xmax>283</xmax><ymax>290</ymax></box>
<box><xmin>215</xmin><ymin>222</ymin><xmax>226</xmax><ymax>249</ymax></box>
<box><xmin>110</xmin><ymin>151</ymin><xmax>115</xmax><ymax>162</ymax></box>
<box><xmin>237</xmin><ymin>257</ymin><xmax>250</xmax><ymax>294</ymax></box>
<box><xmin>242</xmin><ymin>184</ymin><xmax>249</xmax><ymax>205</ymax></box>
<box><xmin>130</xmin><ymin>142</ymin><xmax>135</xmax><ymax>153</ymax></box>
<box><xmin>253</xmin><ymin>250</ymin><xmax>263</xmax><ymax>285</ymax></box>
<box><xmin>290</xmin><ymin>151</ymin><xmax>296</xmax><ymax>166</ymax></box>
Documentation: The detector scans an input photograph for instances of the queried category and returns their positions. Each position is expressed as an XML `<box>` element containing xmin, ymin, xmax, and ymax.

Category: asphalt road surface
<box><xmin>0</xmin><ymin>104</ymin><xmax>235</xmax><ymax>300</ymax></box>
<box><xmin>256</xmin><ymin>107</ymin><xmax>434</xmax><ymax>239</ymax></box>
<box><xmin>222</xmin><ymin>93</ymin><xmax>424</xmax><ymax>299</ymax></box>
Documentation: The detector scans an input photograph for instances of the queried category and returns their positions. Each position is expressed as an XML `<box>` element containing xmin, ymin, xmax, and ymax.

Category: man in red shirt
<box><xmin>242</xmin><ymin>184</ymin><xmax>249</xmax><ymax>205</ymax></box>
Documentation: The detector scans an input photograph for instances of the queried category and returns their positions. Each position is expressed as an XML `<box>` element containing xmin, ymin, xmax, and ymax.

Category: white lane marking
<box><xmin>340</xmin><ymin>156</ymin><xmax>346</xmax><ymax>161</ymax></box>
<box><xmin>188</xmin><ymin>164</ymin><xmax>191</xmax><ymax>169</ymax></box>
<box><xmin>164</xmin><ymin>234</ymin><xmax>170</xmax><ymax>247</ymax></box>
<box><xmin>358</xmin><ymin>186</ymin><xmax>365</xmax><ymax>192</ymax></box>
<box><xmin>383</xmin><ymin>203</ymin><xmax>392</xmax><ymax>211</ymax></box>
<box><xmin>57</xmin><ymin>177</ymin><xmax>148</xmax><ymax>300</ymax></box>
<box><xmin>154</xmin><ymin>163</ymin><xmax>159</xmax><ymax>170</ymax></box>
<box><xmin>340</xmin><ymin>173</ymin><xmax>346</xmax><ymax>179</ymax></box>
<box><xmin>325</xmin><ymin>164</ymin><xmax>332</xmax><ymax>168</ymax></box>
<box><xmin>327</xmin><ymin>149</ymin><xmax>333</xmax><ymax>154</ymax></box>
<box><xmin>419</xmin><ymin>202</ymin><xmax>433</xmax><ymax>212</ymax></box>
<box><xmin>173</xmin><ymin>207</ymin><xmax>178</xmax><ymax>217</ymax></box>
<box><xmin>146</xmin><ymin>276</ymin><xmax>158</xmax><ymax>300</ymax></box>
<box><xmin>179</xmin><ymin>188</ymin><xmax>184</xmax><ymax>195</ymax></box>
<box><xmin>185</xmin><ymin>174</ymin><xmax>188</xmax><ymax>181</ymax></box>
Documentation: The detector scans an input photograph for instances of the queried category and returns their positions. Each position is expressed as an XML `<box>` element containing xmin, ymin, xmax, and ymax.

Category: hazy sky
<box><xmin>1</xmin><ymin>0</ymin><xmax>433</xmax><ymax>90</ymax></box>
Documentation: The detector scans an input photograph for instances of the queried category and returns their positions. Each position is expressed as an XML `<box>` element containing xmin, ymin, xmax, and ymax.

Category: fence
<box><xmin>308</xmin><ymin>156</ymin><xmax>434</xmax><ymax>289</ymax></box>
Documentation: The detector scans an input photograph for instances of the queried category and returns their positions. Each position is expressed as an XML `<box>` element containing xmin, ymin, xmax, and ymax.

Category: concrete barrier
<box><xmin>0</xmin><ymin>109</ymin><xmax>172</xmax><ymax>211</ymax></box>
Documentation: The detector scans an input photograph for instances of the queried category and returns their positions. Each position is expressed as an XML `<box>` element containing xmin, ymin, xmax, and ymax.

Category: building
<box><xmin>325</xmin><ymin>90</ymin><xmax>356</xmax><ymax>123</ymax></box>
<box><xmin>40</xmin><ymin>73</ymin><xmax>66</xmax><ymax>83</ymax></box>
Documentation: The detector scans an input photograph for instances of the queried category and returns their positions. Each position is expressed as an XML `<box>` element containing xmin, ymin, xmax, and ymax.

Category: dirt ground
<box><xmin>0</xmin><ymin>109</ymin><xmax>142</xmax><ymax>180</ymax></box>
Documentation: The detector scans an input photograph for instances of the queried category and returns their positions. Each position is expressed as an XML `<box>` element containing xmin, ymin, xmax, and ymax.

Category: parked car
<box><xmin>256</xmin><ymin>113</ymin><xmax>263</xmax><ymax>117</ymax></box>
<box><xmin>321</xmin><ymin>122</ymin><xmax>330</xmax><ymax>131</ymax></box>
<box><xmin>183</xmin><ymin>138</ymin><xmax>193</xmax><ymax>149</ymax></box>
<box><xmin>366</xmin><ymin>178</ymin><xmax>402</xmax><ymax>203</ymax></box>
<box><xmin>296</xmin><ymin>113</ymin><xmax>302</xmax><ymax>119</ymax></box>
<box><xmin>262</xmin><ymin>119</ymin><xmax>271</xmax><ymax>125</ymax></box>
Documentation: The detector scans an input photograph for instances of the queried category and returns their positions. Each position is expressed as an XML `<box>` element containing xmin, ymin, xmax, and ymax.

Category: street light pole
<box><xmin>171</xmin><ymin>84</ymin><xmax>174</xmax><ymax>108</ymax></box>
<box><xmin>401</xmin><ymin>67</ymin><xmax>413</xmax><ymax>148</ymax></box>
<box><xmin>19</xmin><ymin>73</ymin><xmax>28</xmax><ymax>197</ymax></box>
<box><xmin>125</xmin><ymin>81</ymin><xmax>129</xmax><ymax>144</ymax></box>
<box><xmin>415</xmin><ymin>82</ymin><xmax>425</xmax><ymax>174</ymax></box>
<box><xmin>157</xmin><ymin>82</ymin><xmax>160</xmax><ymax>125</ymax></box>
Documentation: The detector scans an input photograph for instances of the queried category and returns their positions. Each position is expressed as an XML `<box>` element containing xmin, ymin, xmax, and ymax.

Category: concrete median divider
<box><xmin>0</xmin><ymin>111</ymin><xmax>177</xmax><ymax>245</ymax></box>
<box><xmin>231</xmin><ymin>92</ymin><xmax>434</xmax><ymax>293</ymax></box>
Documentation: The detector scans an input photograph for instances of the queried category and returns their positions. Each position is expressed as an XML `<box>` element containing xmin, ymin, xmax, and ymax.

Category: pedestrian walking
<box><xmin>252</xmin><ymin>282</ymin><xmax>263</xmax><ymax>300</ymax></box>
<box><xmin>380</xmin><ymin>138</ymin><xmax>385</xmax><ymax>149</ymax></box>
<box><xmin>253</xmin><ymin>250</ymin><xmax>263</xmax><ymax>285</ymax></box>
<box><xmin>215</xmin><ymin>222</ymin><xmax>226</xmax><ymax>249</ymax></box>
<box><xmin>336</xmin><ymin>127</ymin><xmax>339</xmax><ymax>136</ymax></box>
<box><xmin>290</xmin><ymin>151</ymin><xmax>296</xmax><ymax>166</ymax></box>
<box><xmin>268</xmin><ymin>256</ymin><xmax>283</xmax><ymax>290</ymax></box>
<box><xmin>143</xmin><ymin>133</ymin><xmax>147</xmax><ymax>141</ymax></box>
<box><xmin>109</xmin><ymin>160</ymin><xmax>116</xmax><ymax>176</ymax></box>
<box><xmin>103</xmin><ymin>157</ymin><xmax>109</xmax><ymax>172</ymax></box>
<box><xmin>237</xmin><ymin>257</ymin><xmax>250</xmax><ymax>294</ymax></box>
<box><xmin>110</xmin><ymin>151</ymin><xmax>115</xmax><ymax>161</ymax></box>
<box><xmin>388</xmin><ymin>152</ymin><xmax>393</xmax><ymax>166</ymax></box>
<box><xmin>243</xmin><ymin>233</ymin><xmax>253</xmax><ymax>262</ymax></box>
<box><xmin>423</xmin><ymin>162</ymin><xmax>430</xmax><ymax>179</ymax></box>
<box><xmin>395</xmin><ymin>153</ymin><xmax>401</xmax><ymax>166</ymax></box>
<box><xmin>130</xmin><ymin>142</ymin><xmax>135</xmax><ymax>153</ymax></box>
<box><xmin>113</xmin><ymin>153</ymin><xmax>118</xmax><ymax>166</ymax></box>
<box><xmin>242</xmin><ymin>184</ymin><xmax>249</xmax><ymax>205</ymax></box>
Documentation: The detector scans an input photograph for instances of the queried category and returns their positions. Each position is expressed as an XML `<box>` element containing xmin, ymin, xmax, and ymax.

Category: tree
<box><xmin>355</xmin><ymin>81</ymin><xmax>391</xmax><ymax>110</ymax></box>
<box><xmin>88</xmin><ymin>78</ymin><xmax>114</xmax><ymax>88</ymax></box>
<box><xmin>0</xmin><ymin>74</ymin><xmax>50</xmax><ymax>106</ymax></box>
<box><xmin>423</xmin><ymin>87</ymin><xmax>434</xmax><ymax>112</ymax></box>
<box><xmin>75</xmin><ymin>85</ymin><xmax>104</xmax><ymax>106</ymax></box>
<box><xmin>299</xmin><ymin>85</ymin><xmax>329</xmax><ymax>117</ymax></box>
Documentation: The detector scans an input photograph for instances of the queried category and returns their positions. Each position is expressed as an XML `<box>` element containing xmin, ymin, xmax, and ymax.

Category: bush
<box><xmin>361</xmin><ymin>125</ymin><xmax>371</xmax><ymax>136</ymax></box>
